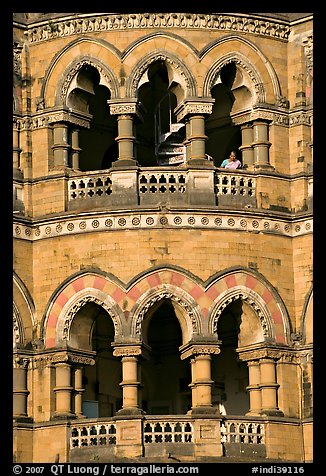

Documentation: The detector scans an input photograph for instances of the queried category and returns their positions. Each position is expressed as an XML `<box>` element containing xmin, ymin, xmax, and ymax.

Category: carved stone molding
<box><xmin>211</xmin><ymin>291</ymin><xmax>271</xmax><ymax>340</ymax></box>
<box><xmin>175</xmin><ymin>100</ymin><xmax>214</xmax><ymax>122</ymax></box>
<box><xmin>31</xmin><ymin>351</ymin><xmax>95</xmax><ymax>368</ymax></box>
<box><xmin>128</xmin><ymin>52</ymin><xmax>195</xmax><ymax>98</ymax></box>
<box><xmin>13</xmin><ymin>356</ymin><xmax>30</xmax><ymax>369</ymax></box>
<box><xmin>13</xmin><ymin>42</ymin><xmax>23</xmax><ymax>77</ymax></box>
<box><xmin>180</xmin><ymin>343</ymin><xmax>221</xmax><ymax>360</ymax></box>
<box><xmin>289</xmin><ymin>111</ymin><xmax>312</xmax><ymax>127</ymax></box>
<box><xmin>13</xmin><ymin>213</ymin><xmax>313</xmax><ymax>241</ymax></box>
<box><xmin>108</xmin><ymin>100</ymin><xmax>145</xmax><ymax>120</ymax></box>
<box><xmin>302</xmin><ymin>35</ymin><xmax>313</xmax><ymax>71</ymax></box>
<box><xmin>112</xmin><ymin>346</ymin><xmax>142</xmax><ymax>358</ymax></box>
<box><xmin>15</xmin><ymin>111</ymin><xmax>91</xmax><ymax>131</ymax></box>
<box><xmin>133</xmin><ymin>287</ymin><xmax>200</xmax><ymax>337</ymax></box>
<box><xmin>26</xmin><ymin>14</ymin><xmax>291</xmax><ymax>45</ymax></box>
<box><xmin>231</xmin><ymin>109</ymin><xmax>289</xmax><ymax>127</ymax></box>
<box><xmin>60</xmin><ymin>294</ymin><xmax>122</xmax><ymax>341</ymax></box>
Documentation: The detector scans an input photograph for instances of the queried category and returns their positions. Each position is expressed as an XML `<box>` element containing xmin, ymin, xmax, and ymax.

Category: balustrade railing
<box><xmin>143</xmin><ymin>419</ymin><xmax>193</xmax><ymax>444</ymax></box>
<box><xmin>67</xmin><ymin>167</ymin><xmax>257</xmax><ymax>210</ymax></box>
<box><xmin>220</xmin><ymin>419</ymin><xmax>265</xmax><ymax>445</ymax></box>
<box><xmin>70</xmin><ymin>420</ymin><xmax>117</xmax><ymax>448</ymax></box>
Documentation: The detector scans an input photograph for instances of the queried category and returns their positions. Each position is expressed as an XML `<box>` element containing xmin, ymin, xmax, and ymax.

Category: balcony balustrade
<box><xmin>67</xmin><ymin>167</ymin><xmax>257</xmax><ymax>211</ymax></box>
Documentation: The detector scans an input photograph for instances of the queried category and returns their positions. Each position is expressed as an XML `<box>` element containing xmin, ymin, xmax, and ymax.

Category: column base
<box><xmin>51</xmin><ymin>412</ymin><xmax>77</xmax><ymax>421</ymax></box>
<box><xmin>13</xmin><ymin>416</ymin><xmax>33</xmax><ymax>423</ymax></box>
<box><xmin>190</xmin><ymin>406</ymin><xmax>221</xmax><ymax>416</ymax></box>
<box><xmin>186</xmin><ymin>158</ymin><xmax>214</xmax><ymax>167</ymax></box>
<box><xmin>253</xmin><ymin>163</ymin><xmax>275</xmax><ymax>171</ymax></box>
<box><xmin>111</xmin><ymin>159</ymin><xmax>138</xmax><ymax>168</ymax></box>
<box><xmin>260</xmin><ymin>409</ymin><xmax>284</xmax><ymax>417</ymax></box>
<box><xmin>115</xmin><ymin>407</ymin><xmax>145</xmax><ymax>416</ymax></box>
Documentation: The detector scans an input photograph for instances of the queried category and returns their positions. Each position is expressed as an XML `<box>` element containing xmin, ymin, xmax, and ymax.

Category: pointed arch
<box><xmin>206</xmin><ymin>269</ymin><xmax>291</xmax><ymax>345</ymax></box>
<box><xmin>13</xmin><ymin>272</ymin><xmax>36</xmax><ymax>346</ymax></box>
<box><xmin>300</xmin><ymin>287</ymin><xmax>313</xmax><ymax>345</ymax></box>
<box><xmin>202</xmin><ymin>35</ymin><xmax>284</xmax><ymax>105</ymax></box>
<box><xmin>41</xmin><ymin>38</ymin><xmax>121</xmax><ymax>108</ymax></box>
<box><xmin>42</xmin><ymin>273</ymin><xmax>125</xmax><ymax>349</ymax></box>
<box><xmin>125</xmin><ymin>50</ymin><xmax>197</xmax><ymax>99</ymax></box>
<box><xmin>130</xmin><ymin>284</ymin><xmax>203</xmax><ymax>344</ymax></box>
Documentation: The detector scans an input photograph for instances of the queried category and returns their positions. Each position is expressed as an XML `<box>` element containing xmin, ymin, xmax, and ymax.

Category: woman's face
<box><xmin>230</xmin><ymin>153</ymin><xmax>236</xmax><ymax>161</ymax></box>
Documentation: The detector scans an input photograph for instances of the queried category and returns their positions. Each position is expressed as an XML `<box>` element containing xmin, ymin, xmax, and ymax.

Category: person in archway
<box><xmin>221</xmin><ymin>150</ymin><xmax>242</xmax><ymax>169</ymax></box>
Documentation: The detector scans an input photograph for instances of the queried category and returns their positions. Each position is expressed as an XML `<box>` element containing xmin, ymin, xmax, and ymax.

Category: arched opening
<box><xmin>141</xmin><ymin>299</ymin><xmax>191</xmax><ymax>414</ymax></box>
<box><xmin>211</xmin><ymin>298</ymin><xmax>250</xmax><ymax>415</ymax></box>
<box><xmin>70</xmin><ymin>302</ymin><xmax>122</xmax><ymax>417</ymax></box>
<box><xmin>67</xmin><ymin>65</ymin><xmax>118</xmax><ymax>171</ymax></box>
<box><xmin>206</xmin><ymin>62</ymin><xmax>251</xmax><ymax>166</ymax></box>
<box><xmin>136</xmin><ymin>61</ymin><xmax>186</xmax><ymax>167</ymax></box>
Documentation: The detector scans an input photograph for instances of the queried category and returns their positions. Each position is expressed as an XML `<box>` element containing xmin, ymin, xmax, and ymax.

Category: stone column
<box><xmin>52</xmin><ymin>362</ymin><xmax>75</xmax><ymax>419</ymax></box>
<box><xmin>52</xmin><ymin>122</ymin><xmax>70</xmax><ymax>168</ymax></box>
<box><xmin>239</xmin><ymin>123</ymin><xmax>254</xmax><ymax>168</ymax></box>
<box><xmin>180</xmin><ymin>342</ymin><xmax>221</xmax><ymax>415</ymax></box>
<box><xmin>246</xmin><ymin>360</ymin><xmax>262</xmax><ymax>415</ymax></box>
<box><xmin>73</xmin><ymin>366</ymin><xmax>85</xmax><ymax>418</ymax></box>
<box><xmin>259</xmin><ymin>358</ymin><xmax>283</xmax><ymax>416</ymax></box>
<box><xmin>252</xmin><ymin>120</ymin><xmax>272</xmax><ymax>170</ymax></box>
<box><xmin>70</xmin><ymin>128</ymin><xmax>81</xmax><ymax>170</ymax></box>
<box><xmin>175</xmin><ymin>99</ymin><xmax>215</xmax><ymax>166</ymax></box>
<box><xmin>108</xmin><ymin>100</ymin><xmax>144</xmax><ymax>167</ymax></box>
<box><xmin>113</xmin><ymin>345</ymin><xmax>148</xmax><ymax>415</ymax></box>
<box><xmin>13</xmin><ymin>357</ymin><xmax>31</xmax><ymax>421</ymax></box>
<box><xmin>13</xmin><ymin>119</ymin><xmax>22</xmax><ymax>170</ymax></box>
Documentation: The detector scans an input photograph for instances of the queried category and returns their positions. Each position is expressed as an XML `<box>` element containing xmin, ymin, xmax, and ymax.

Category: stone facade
<box><xmin>13</xmin><ymin>12</ymin><xmax>313</xmax><ymax>463</ymax></box>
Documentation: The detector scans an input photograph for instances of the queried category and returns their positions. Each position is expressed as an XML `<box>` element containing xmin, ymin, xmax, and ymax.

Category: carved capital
<box><xmin>175</xmin><ymin>99</ymin><xmax>214</xmax><ymax>122</ymax></box>
<box><xmin>108</xmin><ymin>100</ymin><xmax>145</xmax><ymax>121</ymax></box>
<box><xmin>180</xmin><ymin>342</ymin><xmax>221</xmax><ymax>360</ymax></box>
<box><xmin>112</xmin><ymin>343</ymin><xmax>150</xmax><ymax>359</ymax></box>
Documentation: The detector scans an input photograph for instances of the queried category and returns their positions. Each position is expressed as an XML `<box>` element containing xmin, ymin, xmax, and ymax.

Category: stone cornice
<box><xmin>13</xmin><ymin>210</ymin><xmax>313</xmax><ymax>241</ymax></box>
<box><xmin>14</xmin><ymin>110</ymin><xmax>92</xmax><ymax>130</ymax></box>
<box><xmin>25</xmin><ymin>13</ymin><xmax>291</xmax><ymax>45</ymax></box>
<box><xmin>30</xmin><ymin>349</ymin><xmax>96</xmax><ymax>368</ymax></box>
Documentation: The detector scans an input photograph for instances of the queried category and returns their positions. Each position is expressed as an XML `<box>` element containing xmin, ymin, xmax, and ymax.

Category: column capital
<box><xmin>108</xmin><ymin>99</ymin><xmax>145</xmax><ymax>121</ymax></box>
<box><xmin>112</xmin><ymin>342</ymin><xmax>151</xmax><ymax>360</ymax></box>
<box><xmin>31</xmin><ymin>348</ymin><xmax>96</xmax><ymax>368</ymax></box>
<box><xmin>180</xmin><ymin>340</ymin><xmax>221</xmax><ymax>360</ymax></box>
<box><xmin>175</xmin><ymin>98</ymin><xmax>215</xmax><ymax>122</ymax></box>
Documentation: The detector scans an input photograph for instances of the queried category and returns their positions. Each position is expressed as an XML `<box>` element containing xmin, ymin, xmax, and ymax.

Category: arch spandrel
<box><xmin>42</xmin><ymin>268</ymin><xmax>291</xmax><ymax>349</ymax></box>
<box><xmin>13</xmin><ymin>274</ymin><xmax>36</xmax><ymax>346</ymax></box>
<box><xmin>125</xmin><ymin>50</ymin><xmax>197</xmax><ymax>100</ymax></box>
<box><xmin>130</xmin><ymin>284</ymin><xmax>203</xmax><ymax>345</ymax></box>
<box><xmin>201</xmin><ymin>36</ymin><xmax>284</xmax><ymax>106</ymax></box>
<box><xmin>206</xmin><ymin>270</ymin><xmax>291</xmax><ymax>345</ymax></box>
<box><xmin>42</xmin><ymin>39</ymin><xmax>121</xmax><ymax>108</ymax></box>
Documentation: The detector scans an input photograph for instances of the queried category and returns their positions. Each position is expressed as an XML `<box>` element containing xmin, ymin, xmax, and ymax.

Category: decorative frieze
<box><xmin>26</xmin><ymin>14</ymin><xmax>291</xmax><ymax>45</ymax></box>
<box><xmin>14</xmin><ymin>110</ymin><xmax>91</xmax><ymax>130</ymax></box>
<box><xmin>31</xmin><ymin>350</ymin><xmax>96</xmax><ymax>369</ymax></box>
<box><xmin>13</xmin><ymin>213</ymin><xmax>313</xmax><ymax>241</ymax></box>
<box><xmin>13</xmin><ymin>42</ymin><xmax>23</xmax><ymax>77</ymax></box>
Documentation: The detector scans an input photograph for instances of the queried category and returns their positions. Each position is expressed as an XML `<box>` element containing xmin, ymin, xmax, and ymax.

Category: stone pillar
<box><xmin>180</xmin><ymin>342</ymin><xmax>221</xmax><ymax>415</ymax></box>
<box><xmin>53</xmin><ymin>362</ymin><xmax>75</xmax><ymax>419</ymax></box>
<box><xmin>252</xmin><ymin>120</ymin><xmax>272</xmax><ymax>170</ymax></box>
<box><xmin>52</xmin><ymin>122</ymin><xmax>70</xmax><ymax>168</ymax></box>
<box><xmin>108</xmin><ymin>100</ymin><xmax>144</xmax><ymax>167</ymax></box>
<box><xmin>71</xmin><ymin>128</ymin><xmax>81</xmax><ymax>170</ymax></box>
<box><xmin>239</xmin><ymin>123</ymin><xmax>254</xmax><ymax>168</ymax></box>
<box><xmin>13</xmin><ymin>119</ymin><xmax>22</xmax><ymax>170</ymax></box>
<box><xmin>13</xmin><ymin>357</ymin><xmax>31</xmax><ymax>421</ymax></box>
<box><xmin>246</xmin><ymin>360</ymin><xmax>262</xmax><ymax>415</ymax></box>
<box><xmin>73</xmin><ymin>366</ymin><xmax>85</xmax><ymax>418</ymax></box>
<box><xmin>113</xmin><ymin>344</ymin><xmax>149</xmax><ymax>415</ymax></box>
<box><xmin>175</xmin><ymin>99</ymin><xmax>215</xmax><ymax>166</ymax></box>
<box><xmin>259</xmin><ymin>358</ymin><xmax>283</xmax><ymax>416</ymax></box>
